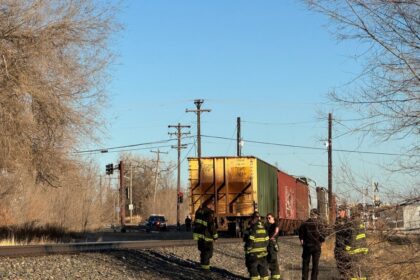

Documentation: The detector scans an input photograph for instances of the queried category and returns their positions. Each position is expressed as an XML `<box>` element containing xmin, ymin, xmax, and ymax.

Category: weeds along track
<box><xmin>0</xmin><ymin>238</ymin><xmax>242</xmax><ymax>258</ymax></box>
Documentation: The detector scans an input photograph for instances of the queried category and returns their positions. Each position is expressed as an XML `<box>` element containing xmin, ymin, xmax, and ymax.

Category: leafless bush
<box><xmin>0</xmin><ymin>0</ymin><xmax>118</xmax><ymax>186</ymax></box>
<box><xmin>119</xmin><ymin>153</ymin><xmax>189</xmax><ymax>224</ymax></box>
<box><xmin>0</xmin><ymin>0</ymin><xmax>119</xmax><ymax>231</ymax></box>
<box><xmin>306</xmin><ymin>0</ymin><xmax>420</xmax><ymax>174</ymax></box>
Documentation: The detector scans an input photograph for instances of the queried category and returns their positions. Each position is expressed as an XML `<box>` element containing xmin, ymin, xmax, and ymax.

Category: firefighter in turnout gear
<box><xmin>193</xmin><ymin>199</ymin><xmax>218</xmax><ymax>271</ymax></box>
<box><xmin>265</xmin><ymin>213</ymin><xmax>280</xmax><ymax>279</ymax></box>
<box><xmin>243</xmin><ymin>212</ymin><xmax>270</xmax><ymax>280</ymax></box>
<box><xmin>346</xmin><ymin>205</ymin><xmax>369</xmax><ymax>280</ymax></box>
<box><xmin>334</xmin><ymin>205</ymin><xmax>353</xmax><ymax>279</ymax></box>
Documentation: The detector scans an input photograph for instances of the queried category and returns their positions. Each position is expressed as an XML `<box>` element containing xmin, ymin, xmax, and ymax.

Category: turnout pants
<box><xmin>267</xmin><ymin>241</ymin><xmax>280</xmax><ymax>279</ymax></box>
<box><xmin>246</xmin><ymin>254</ymin><xmax>269</xmax><ymax>280</ymax></box>
<box><xmin>197</xmin><ymin>239</ymin><xmax>213</xmax><ymax>270</ymax></box>
<box><xmin>334</xmin><ymin>248</ymin><xmax>352</xmax><ymax>280</ymax></box>
<box><xmin>301</xmin><ymin>245</ymin><xmax>321</xmax><ymax>280</ymax></box>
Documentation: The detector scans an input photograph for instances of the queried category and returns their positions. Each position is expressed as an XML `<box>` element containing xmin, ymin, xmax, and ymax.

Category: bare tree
<box><xmin>306</xmin><ymin>1</ymin><xmax>419</xmax><ymax>174</ymax></box>
<box><xmin>0</xmin><ymin>0</ymin><xmax>118</xmax><ymax>188</ymax></box>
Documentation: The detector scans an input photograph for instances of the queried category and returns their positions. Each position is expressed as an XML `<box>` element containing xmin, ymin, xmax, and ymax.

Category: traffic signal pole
<box><xmin>119</xmin><ymin>160</ymin><xmax>126</xmax><ymax>229</ymax></box>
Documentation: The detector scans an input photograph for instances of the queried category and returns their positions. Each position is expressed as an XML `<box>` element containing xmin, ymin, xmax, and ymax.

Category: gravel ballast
<box><xmin>0</xmin><ymin>237</ymin><xmax>338</xmax><ymax>279</ymax></box>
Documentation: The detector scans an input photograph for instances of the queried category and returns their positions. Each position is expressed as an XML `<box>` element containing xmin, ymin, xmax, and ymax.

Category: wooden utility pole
<box><xmin>169</xmin><ymin>123</ymin><xmax>191</xmax><ymax>230</ymax></box>
<box><xmin>186</xmin><ymin>99</ymin><xmax>211</xmax><ymax>208</ymax></box>
<box><xmin>328</xmin><ymin>113</ymin><xmax>334</xmax><ymax>224</ymax></box>
<box><xmin>151</xmin><ymin>149</ymin><xmax>168</xmax><ymax>214</ymax></box>
<box><xmin>119</xmin><ymin>160</ymin><xmax>125</xmax><ymax>228</ymax></box>
<box><xmin>237</xmin><ymin>117</ymin><xmax>241</xmax><ymax>156</ymax></box>
<box><xmin>186</xmin><ymin>99</ymin><xmax>211</xmax><ymax>159</ymax></box>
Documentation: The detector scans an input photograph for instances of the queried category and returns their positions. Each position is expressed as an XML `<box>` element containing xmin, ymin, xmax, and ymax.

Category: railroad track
<box><xmin>0</xmin><ymin>238</ymin><xmax>242</xmax><ymax>258</ymax></box>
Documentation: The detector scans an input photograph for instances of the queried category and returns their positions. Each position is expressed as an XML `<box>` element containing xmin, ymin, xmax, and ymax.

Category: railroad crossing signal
<box><xmin>106</xmin><ymin>163</ymin><xmax>114</xmax><ymax>175</ymax></box>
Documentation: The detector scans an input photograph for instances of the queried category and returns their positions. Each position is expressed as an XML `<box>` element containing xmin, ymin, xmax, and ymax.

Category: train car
<box><xmin>277</xmin><ymin>170</ymin><xmax>310</xmax><ymax>234</ymax></box>
<box><xmin>188</xmin><ymin>156</ymin><xmax>277</xmax><ymax>233</ymax></box>
<box><xmin>188</xmin><ymin>156</ymin><xmax>310</xmax><ymax>235</ymax></box>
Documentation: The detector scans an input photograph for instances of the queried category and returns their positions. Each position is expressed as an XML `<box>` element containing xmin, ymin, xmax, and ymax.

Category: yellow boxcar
<box><xmin>188</xmin><ymin>156</ymin><xmax>278</xmax><ymax>233</ymax></box>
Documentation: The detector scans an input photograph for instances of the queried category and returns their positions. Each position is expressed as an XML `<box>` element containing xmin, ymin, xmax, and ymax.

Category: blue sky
<box><xmin>79</xmin><ymin>0</ymin><xmax>415</xmax><ymax>202</ymax></box>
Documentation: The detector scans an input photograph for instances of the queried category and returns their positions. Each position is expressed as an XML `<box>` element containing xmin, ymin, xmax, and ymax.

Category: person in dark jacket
<box><xmin>185</xmin><ymin>215</ymin><xmax>192</xmax><ymax>232</ymax></box>
<box><xmin>244</xmin><ymin>211</ymin><xmax>269</xmax><ymax>280</ymax></box>
<box><xmin>265</xmin><ymin>213</ymin><xmax>280</xmax><ymax>279</ymax></box>
<box><xmin>298</xmin><ymin>208</ymin><xmax>326</xmax><ymax>280</ymax></box>
<box><xmin>334</xmin><ymin>205</ymin><xmax>353</xmax><ymax>279</ymax></box>
<box><xmin>193</xmin><ymin>200</ymin><xmax>218</xmax><ymax>271</ymax></box>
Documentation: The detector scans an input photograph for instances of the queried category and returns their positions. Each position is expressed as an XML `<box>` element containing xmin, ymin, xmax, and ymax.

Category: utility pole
<box><xmin>151</xmin><ymin>149</ymin><xmax>168</xmax><ymax>214</ymax></box>
<box><xmin>237</xmin><ymin>117</ymin><xmax>242</xmax><ymax>156</ymax></box>
<box><xmin>186</xmin><ymin>99</ymin><xmax>211</xmax><ymax>159</ymax></box>
<box><xmin>328</xmin><ymin>113</ymin><xmax>334</xmax><ymax>224</ymax></box>
<box><xmin>186</xmin><ymin>99</ymin><xmax>211</xmax><ymax>207</ymax></box>
<box><xmin>169</xmin><ymin>123</ymin><xmax>191</xmax><ymax>230</ymax></box>
<box><xmin>119</xmin><ymin>160</ymin><xmax>125</xmax><ymax>229</ymax></box>
<box><xmin>129</xmin><ymin>164</ymin><xmax>133</xmax><ymax>224</ymax></box>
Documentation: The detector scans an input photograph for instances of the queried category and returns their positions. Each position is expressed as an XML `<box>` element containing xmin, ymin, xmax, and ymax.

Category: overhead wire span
<box><xmin>200</xmin><ymin>135</ymin><xmax>414</xmax><ymax>157</ymax></box>
<box><xmin>74</xmin><ymin>136</ymin><xmax>194</xmax><ymax>154</ymax></box>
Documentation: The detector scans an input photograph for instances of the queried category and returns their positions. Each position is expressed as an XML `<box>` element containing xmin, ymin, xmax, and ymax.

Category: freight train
<box><xmin>188</xmin><ymin>156</ymin><xmax>334</xmax><ymax>236</ymax></box>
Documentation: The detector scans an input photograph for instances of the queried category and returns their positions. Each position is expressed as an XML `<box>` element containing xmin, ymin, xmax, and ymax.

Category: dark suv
<box><xmin>145</xmin><ymin>215</ymin><xmax>167</xmax><ymax>232</ymax></box>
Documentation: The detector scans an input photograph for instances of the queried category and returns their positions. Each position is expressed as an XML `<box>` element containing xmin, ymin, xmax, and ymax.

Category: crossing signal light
<box><xmin>178</xmin><ymin>192</ymin><xmax>184</xmax><ymax>203</ymax></box>
<box><xmin>106</xmin><ymin>163</ymin><xmax>114</xmax><ymax>175</ymax></box>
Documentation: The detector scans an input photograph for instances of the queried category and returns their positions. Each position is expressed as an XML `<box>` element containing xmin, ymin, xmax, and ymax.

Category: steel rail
<box><xmin>0</xmin><ymin>238</ymin><xmax>242</xmax><ymax>258</ymax></box>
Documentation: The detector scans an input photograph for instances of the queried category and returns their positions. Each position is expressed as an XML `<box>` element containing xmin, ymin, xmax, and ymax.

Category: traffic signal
<box><xmin>178</xmin><ymin>192</ymin><xmax>184</xmax><ymax>203</ymax></box>
<box><xmin>105</xmin><ymin>163</ymin><xmax>114</xmax><ymax>175</ymax></box>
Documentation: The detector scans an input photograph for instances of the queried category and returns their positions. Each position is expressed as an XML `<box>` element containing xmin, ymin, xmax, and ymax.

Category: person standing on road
<box><xmin>185</xmin><ymin>215</ymin><xmax>192</xmax><ymax>232</ymax></box>
<box><xmin>334</xmin><ymin>205</ymin><xmax>353</xmax><ymax>279</ymax></box>
<box><xmin>193</xmin><ymin>199</ymin><xmax>218</xmax><ymax>271</ymax></box>
<box><xmin>298</xmin><ymin>208</ymin><xmax>326</xmax><ymax>280</ymax></box>
<box><xmin>243</xmin><ymin>211</ymin><xmax>270</xmax><ymax>280</ymax></box>
<box><xmin>265</xmin><ymin>213</ymin><xmax>281</xmax><ymax>279</ymax></box>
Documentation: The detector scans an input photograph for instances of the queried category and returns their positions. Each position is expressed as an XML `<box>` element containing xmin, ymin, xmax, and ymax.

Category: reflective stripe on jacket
<box><xmin>244</xmin><ymin>221</ymin><xmax>269</xmax><ymax>257</ymax></box>
<box><xmin>344</xmin><ymin>221</ymin><xmax>369</xmax><ymax>255</ymax></box>
<box><xmin>193</xmin><ymin>206</ymin><xmax>217</xmax><ymax>242</ymax></box>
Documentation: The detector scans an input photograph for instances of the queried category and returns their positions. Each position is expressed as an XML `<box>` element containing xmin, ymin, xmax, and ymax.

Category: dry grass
<box><xmin>0</xmin><ymin>222</ymin><xmax>78</xmax><ymax>246</ymax></box>
<box><xmin>367</xmin><ymin>234</ymin><xmax>419</xmax><ymax>280</ymax></box>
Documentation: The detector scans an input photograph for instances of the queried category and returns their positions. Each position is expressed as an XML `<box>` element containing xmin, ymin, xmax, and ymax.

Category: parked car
<box><xmin>145</xmin><ymin>215</ymin><xmax>167</xmax><ymax>232</ymax></box>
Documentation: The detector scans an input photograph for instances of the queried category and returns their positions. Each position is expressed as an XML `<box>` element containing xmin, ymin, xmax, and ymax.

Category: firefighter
<box><xmin>346</xmin><ymin>205</ymin><xmax>369</xmax><ymax>280</ymax></box>
<box><xmin>244</xmin><ymin>211</ymin><xmax>270</xmax><ymax>280</ymax></box>
<box><xmin>193</xmin><ymin>199</ymin><xmax>218</xmax><ymax>271</ymax></box>
<box><xmin>265</xmin><ymin>213</ymin><xmax>281</xmax><ymax>279</ymax></box>
<box><xmin>298</xmin><ymin>208</ymin><xmax>326</xmax><ymax>280</ymax></box>
<box><xmin>334</xmin><ymin>205</ymin><xmax>353</xmax><ymax>279</ymax></box>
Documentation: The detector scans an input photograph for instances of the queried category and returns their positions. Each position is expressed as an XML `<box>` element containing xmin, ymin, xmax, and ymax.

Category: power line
<box><xmin>76</xmin><ymin>144</ymin><xmax>175</xmax><ymax>155</ymax></box>
<box><xmin>242</xmin><ymin>119</ymin><xmax>324</xmax><ymax>126</ymax></box>
<box><xmin>74</xmin><ymin>137</ymin><xmax>193</xmax><ymax>154</ymax></box>
<box><xmin>200</xmin><ymin>135</ymin><xmax>414</xmax><ymax>157</ymax></box>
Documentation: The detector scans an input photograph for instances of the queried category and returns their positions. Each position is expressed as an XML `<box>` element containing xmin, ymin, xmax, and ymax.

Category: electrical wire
<box><xmin>74</xmin><ymin>136</ymin><xmax>194</xmax><ymax>154</ymax></box>
<box><xmin>201</xmin><ymin>134</ymin><xmax>415</xmax><ymax>157</ymax></box>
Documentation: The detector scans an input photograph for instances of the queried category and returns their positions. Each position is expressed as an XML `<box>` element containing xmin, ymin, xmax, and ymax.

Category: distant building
<box><xmin>375</xmin><ymin>197</ymin><xmax>420</xmax><ymax>231</ymax></box>
<box><xmin>400</xmin><ymin>197</ymin><xmax>420</xmax><ymax>231</ymax></box>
